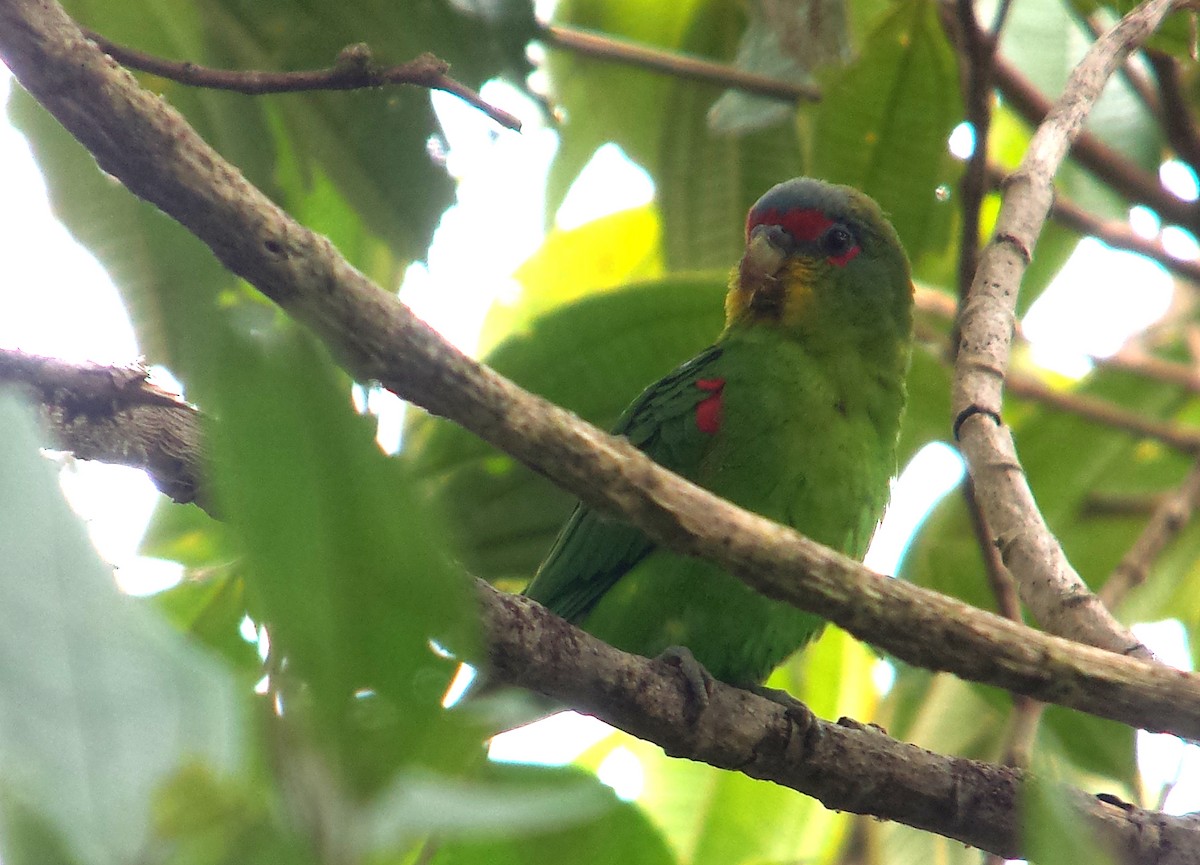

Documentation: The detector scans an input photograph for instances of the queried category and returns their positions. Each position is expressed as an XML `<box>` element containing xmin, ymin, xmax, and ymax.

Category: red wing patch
<box><xmin>695</xmin><ymin>378</ymin><xmax>725</xmax><ymax>434</ymax></box>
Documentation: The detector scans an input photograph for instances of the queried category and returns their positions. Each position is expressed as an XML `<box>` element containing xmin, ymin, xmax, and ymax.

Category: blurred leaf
<box><xmin>658</xmin><ymin>0</ymin><xmax>805</xmax><ymax>271</ymax></box>
<box><xmin>149</xmin><ymin>572</ymin><xmax>262</xmax><ymax>678</ymax></box>
<box><xmin>368</xmin><ymin>764</ymin><xmax>615</xmax><ymax>842</ymax></box>
<box><xmin>1023</xmin><ymin>765</ymin><xmax>1118</xmax><ymax>865</ymax></box>
<box><xmin>1039</xmin><ymin>705</ymin><xmax>1136</xmax><ymax>784</ymax></box>
<box><xmin>200</xmin><ymin>326</ymin><xmax>480</xmax><ymax>790</ymax></box>
<box><xmin>140</xmin><ymin>496</ymin><xmax>234</xmax><ymax>568</ymax></box>
<box><xmin>152</xmin><ymin>764</ymin><xmax>315</xmax><ymax>865</ymax></box>
<box><xmin>480</xmin><ymin>205</ymin><xmax>664</xmax><ymax>353</ymax></box>
<box><xmin>408</xmin><ymin>277</ymin><xmax>727</xmax><ymax>582</ymax></box>
<box><xmin>708</xmin><ymin>0</ymin><xmax>848</xmax><ymax>133</ymax></box>
<box><xmin>998</xmin><ymin>1</ymin><xmax>1162</xmax><ymax>221</ymax></box>
<box><xmin>810</xmin><ymin>0</ymin><xmax>962</xmax><ymax>265</ymax></box>
<box><xmin>0</xmin><ymin>392</ymin><xmax>243</xmax><ymax>865</ymax></box>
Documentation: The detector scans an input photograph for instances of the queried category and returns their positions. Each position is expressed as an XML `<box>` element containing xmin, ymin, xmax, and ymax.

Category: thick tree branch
<box><xmin>0</xmin><ymin>348</ymin><xmax>208</xmax><ymax>509</ymax></box>
<box><xmin>952</xmin><ymin>0</ymin><xmax>1183</xmax><ymax>662</ymax></box>
<box><xmin>83</xmin><ymin>29</ymin><xmax>522</xmax><ymax>131</ymax></box>
<box><xmin>478</xmin><ymin>582</ymin><xmax>1200</xmax><ymax>865</ymax></box>
<box><xmin>6</xmin><ymin>0</ymin><xmax>1200</xmax><ymax>738</ymax></box>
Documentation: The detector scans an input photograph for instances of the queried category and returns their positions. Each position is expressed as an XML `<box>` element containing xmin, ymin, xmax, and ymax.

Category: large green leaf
<box><xmin>0</xmin><ymin>393</ymin><xmax>243</xmax><ymax>865</ymax></box>
<box><xmin>426</xmin><ymin>765</ymin><xmax>673</xmax><ymax>865</ymax></box>
<box><xmin>18</xmin><ymin>0</ymin><xmax>535</xmax><ymax>361</ymax></box>
<box><xmin>810</xmin><ymin>0</ymin><xmax>962</xmax><ymax>267</ymax></box>
<box><xmin>201</xmin><ymin>327</ymin><xmax>481</xmax><ymax>791</ymax></box>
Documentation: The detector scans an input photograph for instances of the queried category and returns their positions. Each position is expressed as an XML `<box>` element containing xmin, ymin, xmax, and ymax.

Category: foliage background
<box><xmin>2</xmin><ymin>0</ymin><xmax>1198</xmax><ymax>863</ymax></box>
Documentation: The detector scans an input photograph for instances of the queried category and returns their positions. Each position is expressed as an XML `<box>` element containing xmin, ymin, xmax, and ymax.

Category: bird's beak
<box><xmin>737</xmin><ymin>224</ymin><xmax>792</xmax><ymax>318</ymax></box>
<box><xmin>742</xmin><ymin>224</ymin><xmax>789</xmax><ymax>281</ymax></box>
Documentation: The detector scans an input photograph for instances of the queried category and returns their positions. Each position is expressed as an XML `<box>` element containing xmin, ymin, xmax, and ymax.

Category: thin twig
<box><xmin>1101</xmin><ymin>459</ymin><xmax>1200</xmax><ymax>608</ymax></box>
<box><xmin>1006</xmin><ymin>372</ymin><xmax>1200</xmax><ymax>454</ymax></box>
<box><xmin>82</xmin><ymin>29</ymin><xmax>522</xmax><ymax>131</ymax></box>
<box><xmin>1097</xmin><ymin>348</ymin><xmax>1200</xmax><ymax>393</ymax></box>
<box><xmin>953</xmin><ymin>0</ymin><xmax>1185</xmax><ymax>662</ymax></box>
<box><xmin>1146</xmin><ymin>48</ymin><xmax>1200</xmax><ymax>172</ymax></box>
<box><xmin>946</xmin><ymin>0</ymin><xmax>1009</xmax><ymax>308</ymax></box>
<box><xmin>965</xmin><ymin>477</ymin><xmax>1047</xmax><ymax>801</ymax></box>
<box><xmin>1083</xmin><ymin>490</ymin><xmax>1166</xmax><ymax>518</ymax></box>
<box><xmin>1047</xmin><ymin>179</ymin><xmax>1200</xmax><ymax>285</ymax></box>
<box><xmin>541</xmin><ymin>23</ymin><xmax>821</xmax><ymax>102</ymax></box>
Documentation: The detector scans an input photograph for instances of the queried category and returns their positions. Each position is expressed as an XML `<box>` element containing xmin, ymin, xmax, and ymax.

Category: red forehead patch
<box><xmin>746</xmin><ymin>207</ymin><xmax>835</xmax><ymax>242</ymax></box>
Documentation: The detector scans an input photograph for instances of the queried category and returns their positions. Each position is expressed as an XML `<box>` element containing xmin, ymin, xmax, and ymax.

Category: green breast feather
<box><xmin>524</xmin><ymin>330</ymin><xmax>904</xmax><ymax>687</ymax></box>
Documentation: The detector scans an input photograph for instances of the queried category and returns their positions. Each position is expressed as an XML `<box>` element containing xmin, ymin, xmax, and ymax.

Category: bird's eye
<box><xmin>820</xmin><ymin>224</ymin><xmax>857</xmax><ymax>259</ymax></box>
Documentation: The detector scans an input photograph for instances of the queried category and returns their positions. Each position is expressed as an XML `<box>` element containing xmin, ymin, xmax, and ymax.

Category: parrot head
<box><xmin>726</xmin><ymin>178</ymin><xmax>913</xmax><ymax>354</ymax></box>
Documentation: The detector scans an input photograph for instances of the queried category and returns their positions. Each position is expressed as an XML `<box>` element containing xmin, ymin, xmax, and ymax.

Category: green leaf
<box><xmin>201</xmin><ymin>327</ymin><xmax>480</xmax><ymax>790</ymax></box>
<box><xmin>425</xmin><ymin>765</ymin><xmax>673</xmax><ymax>865</ymax></box>
<box><xmin>707</xmin><ymin>0</ymin><xmax>848</xmax><ymax>133</ymax></box>
<box><xmin>0</xmin><ymin>392</ymin><xmax>243</xmax><ymax>865</ymax></box>
<box><xmin>407</xmin><ymin>277</ymin><xmax>728</xmax><ymax>583</ymax></box>
<box><xmin>1001</xmin><ymin>1</ymin><xmax>1162</xmax><ymax>176</ymax></box>
<box><xmin>810</xmin><ymin>0</ymin><xmax>962</xmax><ymax>265</ymax></box>
<box><xmin>480</xmin><ymin>205</ymin><xmax>664</xmax><ymax>354</ymax></box>
<box><xmin>1023</xmin><ymin>763</ymin><xmax>1118</xmax><ymax>865</ymax></box>
<box><xmin>152</xmin><ymin>764</ymin><xmax>316</xmax><ymax>865</ymax></box>
<box><xmin>148</xmin><ymin>572</ymin><xmax>263</xmax><ymax>678</ymax></box>
<box><xmin>140</xmin><ymin>496</ymin><xmax>234</xmax><ymax>568</ymax></box>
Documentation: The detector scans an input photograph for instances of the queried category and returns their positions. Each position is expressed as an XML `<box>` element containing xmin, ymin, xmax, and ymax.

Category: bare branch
<box><xmin>478</xmin><ymin>581</ymin><xmax>1200</xmax><ymax>865</ymax></box>
<box><xmin>0</xmin><ymin>348</ymin><xmax>208</xmax><ymax>509</ymax></box>
<box><xmin>541</xmin><ymin>23</ymin><xmax>820</xmax><ymax>102</ymax></box>
<box><xmin>1101</xmin><ymin>459</ymin><xmax>1200</xmax><ymax>609</ymax></box>
<box><xmin>83</xmin><ymin>29</ymin><xmax>522</xmax><ymax>132</ymax></box>
<box><xmin>953</xmin><ymin>0</ymin><xmax>1184</xmax><ymax>662</ymax></box>
<box><xmin>1146</xmin><ymin>48</ymin><xmax>1200</xmax><ymax>171</ymax></box>
<box><xmin>1005</xmin><ymin>372</ymin><xmax>1200</xmax><ymax>454</ymax></box>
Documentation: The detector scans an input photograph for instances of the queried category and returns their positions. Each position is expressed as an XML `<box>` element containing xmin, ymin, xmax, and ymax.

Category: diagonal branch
<box><xmin>540</xmin><ymin>23</ymin><xmax>821</xmax><ymax>102</ymax></box>
<box><xmin>83</xmin><ymin>29</ymin><xmax>522</xmax><ymax>131</ymax></box>
<box><xmin>1101</xmin><ymin>458</ymin><xmax>1200</xmax><ymax>609</ymax></box>
<box><xmin>952</xmin><ymin>0</ymin><xmax>1184</xmax><ymax>662</ymax></box>
<box><xmin>478</xmin><ymin>583</ymin><xmax>1200</xmax><ymax>865</ymax></box>
<box><xmin>3</xmin><ymin>0</ymin><xmax>1200</xmax><ymax>742</ymax></box>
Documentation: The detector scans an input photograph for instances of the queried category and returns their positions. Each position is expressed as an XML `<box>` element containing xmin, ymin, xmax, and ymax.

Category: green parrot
<box><xmin>523</xmin><ymin>177</ymin><xmax>914</xmax><ymax>689</ymax></box>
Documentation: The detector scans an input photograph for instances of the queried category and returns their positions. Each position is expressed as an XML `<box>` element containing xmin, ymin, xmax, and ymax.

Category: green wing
<box><xmin>523</xmin><ymin>345</ymin><xmax>724</xmax><ymax>621</ymax></box>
